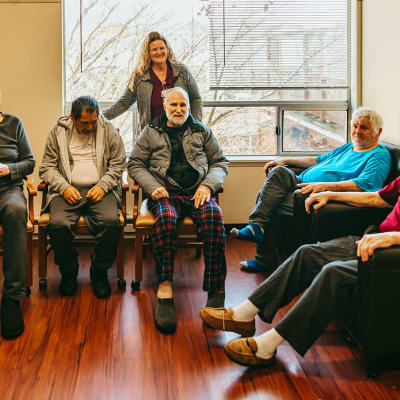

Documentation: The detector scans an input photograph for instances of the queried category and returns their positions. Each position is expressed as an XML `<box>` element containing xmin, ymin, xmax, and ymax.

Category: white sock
<box><xmin>232</xmin><ymin>300</ymin><xmax>260</xmax><ymax>322</ymax></box>
<box><xmin>254</xmin><ymin>328</ymin><xmax>284</xmax><ymax>359</ymax></box>
<box><xmin>157</xmin><ymin>281</ymin><xmax>173</xmax><ymax>299</ymax></box>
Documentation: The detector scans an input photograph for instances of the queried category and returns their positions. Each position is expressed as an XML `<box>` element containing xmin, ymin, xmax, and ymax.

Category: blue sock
<box><xmin>240</xmin><ymin>258</ymin><xmax>265</xmax><ymax>272</ymax></box>
<box><xmin>237</xmin><ymin>224</ymin><xmax>264</xmax><ymax>243</ymax></box>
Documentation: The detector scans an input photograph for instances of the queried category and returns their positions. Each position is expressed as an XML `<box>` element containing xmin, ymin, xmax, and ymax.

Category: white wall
<box><xmin>362</xmin><ymin>0</ymin><xmax>400</xmax><ymax>145</ymax></box>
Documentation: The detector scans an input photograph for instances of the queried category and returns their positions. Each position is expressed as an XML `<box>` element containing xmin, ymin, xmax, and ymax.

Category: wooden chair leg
<box><xmin>38</xmin><ymin>226</ymin><xmax>48</xmax><ymax>290</ymax></box>
<box><xmin>116</xmin><ymin>226</ymin><xmax>126</xmax><ymax>290</ymax></box>
<box><xmin>143</xmin><ymin>235</ymin><xmax>150</xmax><ymax>258</ymax></box>
<box><xmin>26</xmin><ymin>231</ymin><xmax>33</xmax><ymax>288</ymax></box>
<box><xmin>132</xmin><ymin>229</ymin><xmax>144</xmax><ymax>290</ymax></box>
<box><xmin>195</xmin><ymin>232</ymin><xmax>202</xmax><ymax>257</ymax></box>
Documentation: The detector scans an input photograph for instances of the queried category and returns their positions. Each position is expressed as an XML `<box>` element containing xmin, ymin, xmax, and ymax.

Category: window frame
<box><xmin>64</xmin><ymin>99</ymin><xmax>349</xmax><ymax>161</ymax></box>
<box><xmin>63</xmin><ymin>0</ymin><xmax>353</xmax><ymax>161</ymax></box>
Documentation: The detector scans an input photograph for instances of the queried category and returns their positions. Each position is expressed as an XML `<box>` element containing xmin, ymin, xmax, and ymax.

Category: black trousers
<box><xmin>248</xmin><ymin>235</ymin><xmax>361</xmax><ymax>356</ymax></box>
<box><xmin>249</xmin><ymin>166</ymin><xmax>298</xmax><ymax>267</ymax></box>
<box><xmin>0</xmin><ymin>187</ymin><xmax>28</xmax><ymax>299</ymax></box>
<box><xmin>47</xmin><ymin>187</ymin><xmax>120</xmax><ymax>276</ymax></box>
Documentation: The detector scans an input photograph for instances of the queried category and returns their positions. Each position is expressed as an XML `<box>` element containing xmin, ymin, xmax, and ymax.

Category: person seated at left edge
<box><xmin>0</xmin><ymin>109</ymin><xmax>35</xmax><ymax>339</ymax></box>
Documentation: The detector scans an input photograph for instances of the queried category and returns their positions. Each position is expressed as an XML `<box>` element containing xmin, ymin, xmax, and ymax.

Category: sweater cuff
<box><xmin>7</xmin><ymin>163</ymin><xmax>17</xmax><ymax>181</ymax></box>
<box><xmin>96</xmin><ymin>181</ymin><xmax>109</xmax><ymax>194</ymax></box>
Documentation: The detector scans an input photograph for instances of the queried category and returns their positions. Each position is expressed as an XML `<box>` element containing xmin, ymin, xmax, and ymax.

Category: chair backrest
<box><xmin>381</xmin><ymin>141</ymin><xmax>400</xmax><ymax>184</ymax></box>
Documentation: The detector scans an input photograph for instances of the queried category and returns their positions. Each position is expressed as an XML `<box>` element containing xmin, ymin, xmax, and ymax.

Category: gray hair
<box><xmin>163</xmin><ymin>87</ymin><xmax>190</xmax><ymax>106</ymax></box>
<box><xmin>351</xmin><ymin>106</ymin><xmax>383</xmax><ymax>137</ymax></box>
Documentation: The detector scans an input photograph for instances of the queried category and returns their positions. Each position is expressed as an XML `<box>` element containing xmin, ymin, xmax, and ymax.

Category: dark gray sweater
<box><xmin>0</xmin><ymin>113</ymin><xmax>36</xmax><ymax>192</ymax></box>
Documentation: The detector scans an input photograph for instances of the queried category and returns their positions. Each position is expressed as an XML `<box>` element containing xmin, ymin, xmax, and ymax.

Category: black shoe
<box><xmin>206</xmin><ymin>291</ymin><xmax>225</xmax><ymax>308</ymax></box>
<box><xmin>90</xmin><ymin>268</ymin><xmax>111</xmax><ymax>299</ymax></box>
<box><xmin>59</xmin><ymin>274</ymin><xmax>78</xmax><ymax>296</ymax></box>
<box><xmin>1</xmin><ymin>298</ymin><xmax>24</xmax><ymax>340</ymax></box>
<box><xmin>154</xmin><ymin>297</ymin><xmax>176</xmax><ymax>334</ymax></box>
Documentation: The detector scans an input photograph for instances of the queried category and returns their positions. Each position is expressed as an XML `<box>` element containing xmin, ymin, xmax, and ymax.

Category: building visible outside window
<box><xmin>64</xmin><ymin>0</ymin><xmax>350</xmax><ymax>156</ymax></box>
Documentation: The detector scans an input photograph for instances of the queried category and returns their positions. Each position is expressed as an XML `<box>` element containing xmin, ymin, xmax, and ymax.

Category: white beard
<box><xmin>165</xmin><ymin>108</ymin><xmax>189</xmax><ymax>127</ymax></box>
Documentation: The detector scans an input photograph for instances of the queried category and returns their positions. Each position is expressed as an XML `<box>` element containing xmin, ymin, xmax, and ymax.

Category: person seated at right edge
<box><xmin>230</xmin><ymin>107</ymin><xmax>391</xmax><ymax>273</ymax></box>
<box><xmin>199</xmin><ymin>176</ymin><xmax>400</xmax><ymax>367</ymax></box>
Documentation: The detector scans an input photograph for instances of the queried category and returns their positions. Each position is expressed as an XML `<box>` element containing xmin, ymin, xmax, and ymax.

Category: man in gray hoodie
<box><xmin>39</xmin><ymin>96</ymin><xmax>126</xmax><ymax>299</ymax></box>
<box><xmin>128</xmin><ymin>87</ymin><xmax>228</xmax><ymax>334</ymax></box>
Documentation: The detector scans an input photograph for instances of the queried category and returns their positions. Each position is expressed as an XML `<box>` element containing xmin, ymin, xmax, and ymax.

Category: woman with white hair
<box><xmin>103</xmin><ymin>31</ymin><xmax>202</xmax><ymax>130</ymax></box>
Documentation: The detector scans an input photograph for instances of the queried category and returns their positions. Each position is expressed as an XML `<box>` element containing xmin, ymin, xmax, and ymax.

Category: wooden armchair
<box><xmin>0</xmin><ymin>177</ymin><xmax>36</xmax><ymax>297</ymax></box>
<box><xmin>131</xmin><ymin>183</ymin><xmax>222</xmax><ymax>290</ymax></box>
<box><xmin>37</xmin><ymin>173</ymin><xmax>129</xmax><ymax>291</ymax></box>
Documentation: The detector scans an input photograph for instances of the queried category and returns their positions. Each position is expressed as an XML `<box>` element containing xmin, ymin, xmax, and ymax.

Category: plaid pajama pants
<box><xmin>148</xmin><ymin>193</ymin><xmax>226</xmax><ymax>292</ymax></box>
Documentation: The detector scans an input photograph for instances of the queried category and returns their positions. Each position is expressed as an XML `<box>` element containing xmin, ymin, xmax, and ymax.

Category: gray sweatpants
<box><xmin>248</xmin><ymin>235</ymin><xmax>360</xmax><ymax>356</ymax></box>
<box><xmin>249</xmin><ymin>166</ymin><xmax>300</xmax><ymax>266</ymax></box>
<box><xmin>0</xmin><ymin>187</ymin><xmax>28</xmax><ymax>299</ymax></box>
<box><xmin>47</xmin><ymin>187</ymin><xmax>121</xmax><ymax>275</ymax></box>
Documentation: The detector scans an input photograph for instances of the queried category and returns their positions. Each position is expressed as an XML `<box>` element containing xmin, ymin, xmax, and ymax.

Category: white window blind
<box><xmin>209</xmin><ymin>0</ymin><xmax>350</xmax><ymax>91</ymax></box>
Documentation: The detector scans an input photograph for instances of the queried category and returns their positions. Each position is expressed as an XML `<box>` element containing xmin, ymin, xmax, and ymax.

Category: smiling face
<box><xmin>164</xmin><ymin>90</ymin><xmax>189</xmax><ymax>127</ymax></box>
<box><xmin>71</xmin><ymin>109</ymin><xmax>98</xmax><ymax>135</ymax></box>
<box><xmin>149</xmin><ymin>39</ymin><xmax>168</xmax><ymax>66</ymax></box>
<box><xmin>351</xmin><ymin>116</ymin><xmax>380</xmax><ymax>151</ymax></box>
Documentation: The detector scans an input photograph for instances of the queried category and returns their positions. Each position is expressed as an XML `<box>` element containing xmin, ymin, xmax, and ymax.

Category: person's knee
<box><xmin>268</xmin><ymin>165</ymin><xmax>289</xmax><ymax>178</ymax></box>
<box><xmin>48</xmin><ymin>214</ymin><xmax>72</xmax><ymax>231</ymax></box>
<box><xmin>205</xmin><ymin>204</ymin><xmax>224</xmax><ymax>222</ymax></box>
<box><xmin>319</xmin><ymin>262</ymin><xmax>342</xmax><ymax>282</ymax></box>
<box><xmin>295</xmin><ymin>243</ymin><xmax>320</xmax><ymax>258</ymax></box>
<box><xmin>2</xmin><ymin>200</ymin><xmax>27</xmax><ymax>221</ymax></box>
<box><xmin>155</xmin><ymin>210</ymin><xmax>177</xmax><ymax>227</ymax></box>
<box><xmin>101</xmin><ymin>211</ymin><xmax>120</xmax><ymax>227</ymax></box>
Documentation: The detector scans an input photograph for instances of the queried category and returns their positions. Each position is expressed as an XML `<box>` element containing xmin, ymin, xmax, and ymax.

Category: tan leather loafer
<box><xmin>224</xmin><ymin>337</ymin><xmax>276</xmax><ymax>367</ymax></box>
<box><xmin>199</xmin><ymin>307</ymin><xmax>256</xmax><ymax>337</ymax></box>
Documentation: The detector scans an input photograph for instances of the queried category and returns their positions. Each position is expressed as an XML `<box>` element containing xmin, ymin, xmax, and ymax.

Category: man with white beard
<box><xmin>128</xmin><ymin>87</ymin><xmax>229</xmax><ymax>334</ymax></box>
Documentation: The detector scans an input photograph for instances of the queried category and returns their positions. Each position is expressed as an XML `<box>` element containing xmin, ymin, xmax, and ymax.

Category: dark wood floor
<box><xmin>1</xmin><ymin>238</ymin><xmax>400</xmax><ymax>400</ymax></box>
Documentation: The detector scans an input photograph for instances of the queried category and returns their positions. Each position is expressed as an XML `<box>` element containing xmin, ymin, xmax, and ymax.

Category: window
<box><xmin>208</xmin><ymin>0</ymin><xmax>350</xmax><ymax>92</ymax></box>
<box><xmin>64</xmin><ymin>0</ymin><xmax>350</xmax><ymax>156</ymax></box>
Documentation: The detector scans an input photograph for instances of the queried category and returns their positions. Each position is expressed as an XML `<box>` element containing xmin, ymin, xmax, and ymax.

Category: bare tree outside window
<box><xmin>64</xmin><ymin>0</ymin><xmax>348</xmax><ymax>155</ymax></box>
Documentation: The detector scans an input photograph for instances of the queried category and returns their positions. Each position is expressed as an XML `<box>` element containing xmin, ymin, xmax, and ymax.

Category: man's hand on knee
<box><xmin>63</xmin><ymin>186</ymin><xmax>82</xmax><ymax>205</ymax></box>
<box><xmin>263</xmin><ymin>159</ymin><xmax>286</xmax><ymax>171</ymax></box>
<box><xmin>192</xmin><ymin>185</ymin><xmax>211</xmax><ymax>208</ymax></box>
<box><xmin>151</xmin><ymin>187</ymin><xmax>169</xmax><ymax>200</ymax></box>
<box><xmin>86</xmin><ymin>185</ymin><xmax>105</xmax><ymax>202</ymax></box>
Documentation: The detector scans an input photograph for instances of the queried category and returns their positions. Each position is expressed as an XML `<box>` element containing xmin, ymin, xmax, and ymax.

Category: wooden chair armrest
<box><xmin>38</xmin><ymin>181</ymin><xmax>47</xmax><ymax>191</ymax></box>
<box><xmin>131</xmin><ymin>181</ymin><xmax>139</xmax><ymax>223</ymax></box>
<box><xmin>121</xmin><ymin>171</ymin><xmax>129</xmax><ymax>191</ymax></box>
<box><xmin>120</xmin><ymin>173</ymin><xmax>128</xmax><ymax>223</ymax></box>
<box><xmin>131</xmin><ymin>182</ymin><xmax>139</xmax><ymax>193</ymax></box>
<box><xmin>26</xmin><ymin>176</ymin><xmax>37</xmax><ymax>196</ymax></box>
<box><xmin>26</xmin><ymin>176</ymin><xmax>36</xmax><ymax>225</ymax></box>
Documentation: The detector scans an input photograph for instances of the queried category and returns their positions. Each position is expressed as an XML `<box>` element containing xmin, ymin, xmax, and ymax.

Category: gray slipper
<box><xmin>155</xmin><ymin>297</ymin><xmax>176</xmax><ymax>334</ymax></box>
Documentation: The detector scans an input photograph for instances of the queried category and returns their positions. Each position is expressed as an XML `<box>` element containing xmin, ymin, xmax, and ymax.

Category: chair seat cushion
<box><xmin>136</xmin><ymin>199</ymin><xmax>194</xmax><ymax>228</ymax></box>
<box><xmin>38</xmin><ymin>210</ymin><xmax>124</xmax><ymax>226</ymax></box>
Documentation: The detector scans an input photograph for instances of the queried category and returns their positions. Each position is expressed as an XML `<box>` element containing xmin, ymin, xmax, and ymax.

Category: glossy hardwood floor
<box><xmin>1</xmin><ymin>238</ymin><xmax>400</xmax><ymax>400</ymax></box>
